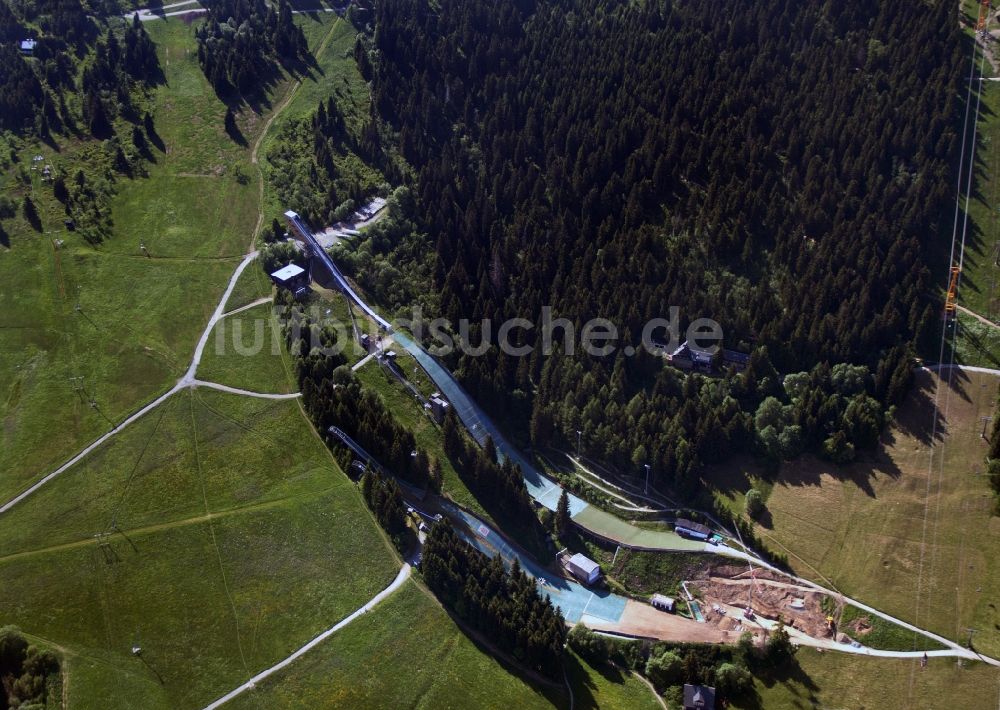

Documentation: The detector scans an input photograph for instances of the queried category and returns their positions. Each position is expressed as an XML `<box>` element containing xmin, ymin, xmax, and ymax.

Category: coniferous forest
<box><xmin>195</xmin><ymin>0</ymin><xmax>307</xmax><ymax>97</ymax></box>
<box><xmin>0</xmin><ymin>0</ymin><xmax>162</xmax><ymax>244</ymax></box>
<box><xmin>0</xmin><ymin>1</ymin><xmax>160</xmax><ymax>139</ymax></box>
<box><xmin>363</xmin><ymin>0</ymin><xmax>965</xmax><ymax>490</ymax></box>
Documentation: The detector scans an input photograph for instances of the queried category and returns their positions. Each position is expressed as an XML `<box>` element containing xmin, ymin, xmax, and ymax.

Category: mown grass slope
<box><xmin>225</xmin><ymin>262</ymin><xmax>273</xmax><ymax>312</ymax></box>
<box><xmin>228</xmin><ymin>579</ymin><xmax>566</xmax><ymax>710</ymax></box>
<box><xmin>0</xmin><ymin>17</ymin><xmax>264</xmax><ymax>504</ymax></box>
<box><xmin>0</xmin><ymin>388</ymin><xmax>398</xmax><ymax>709</ymax></box>
<box><xmin>197</xmin><ymin>304</ymin><xmax>295</xmax><ymax>394</ymax></box>
<box><xmin>755</xmin><ymin>648</ymin><xmax>999</xmax><ymax>709</ymax></box>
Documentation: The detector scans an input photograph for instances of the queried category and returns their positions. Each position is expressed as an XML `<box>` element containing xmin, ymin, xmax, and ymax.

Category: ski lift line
<box><xmin>105</xmin><ymin>402</ymin><xmax>170</xmax><ymax>534</ymax></box>
<box><xmin>926</xmin><ymin>39</ymin><xmax>991</xmax><ymax>645</ymax></box>
<box><xmin>907</xmin><ymin>22</ymin><xmax>989</xmax><ymax>698</ymax></box>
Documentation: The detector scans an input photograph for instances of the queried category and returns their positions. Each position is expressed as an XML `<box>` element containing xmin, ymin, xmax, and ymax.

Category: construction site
<box><xmin>683</xmin><ymin>564</ymin><xmax>836</xmax><ymax>642</ymax></box>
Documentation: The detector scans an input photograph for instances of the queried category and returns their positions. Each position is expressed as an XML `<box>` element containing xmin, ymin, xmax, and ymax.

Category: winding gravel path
<box><xmin>189</xmin><ymin>380</ymin><xmax>300</xmax><ymax>400</ymax></box>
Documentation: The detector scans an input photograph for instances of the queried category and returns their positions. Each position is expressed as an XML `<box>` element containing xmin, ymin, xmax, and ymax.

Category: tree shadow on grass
<box><xmin>286</xmin><ymin>0</ymin><xmax>332</xmax><ymax>23</ymax></box>
<box><xmin>219</xmin><ymin>43</ymin><xmax>323</xmax><ymax>115</ymax></box>
<box><xmin>143</xmin><ymin>113</ymin><xmax>166</xmax><ymax>153</ymax></box>
<box><xmin>747</xmin><ymin>656</ymin><xmax>819</xmax><ymax>709</ymax></box>
<box><xmin>750</xmin><ymin>368</ymin><xmax>986</xmax><ymax>501</ymax></box>
<box><xmin>144</xmin><ymin>0</ymin><xmax>165</xmax><ymax>17</ymax></box>
<box><xmin>224</xmin><ymin>103</ymin><xmax>248</xmax><ymax>147</ymax></box>
<box><xmin>563</xmin><ymin>652</ymin><xmax>604</xmax><ymax>710</ymax></box>
<box><xmin>953</xmin><ymin>321</ymin><xmax>1000</xmax><ymax>368</ymax></box>
<box><xmin>750</xmin><ymin>507</ymin><xmax>774</xmax><ymax>530</ymax></box>
<box><xmin>702</xmin><ymin>444</ymin><xmax>902</xmax><ymax>507</ymax></box>
<box><xmin>773</xmin><ymin>449</ymin><xmax>903</xmax><ymax>499</ymax></box>
<box><xmin>938</xmin><ymin>364</ymin><xmax>978</xmax><ymax>403</ymax></box>
<box><xmin>889</xmin><ymin>371</ymin><xmax>947</xmax><ymax>445</ymax></box>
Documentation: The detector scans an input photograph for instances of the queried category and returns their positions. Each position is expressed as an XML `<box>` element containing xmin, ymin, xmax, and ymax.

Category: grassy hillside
<box><xmin>227</xmin><ymin>579</ymin><xmax>565</xmax><ymax>709</ymax></box>
<box><xmin>0</xmin><ymin>388</ymin><xmax>398</xmax><ymax>708</ymax></box>
<box><xmin>711</xmin><ymin>369</ymin><xmax>1000</xmax><ymax>657</ymax></box>
<box><xmin>949</xmin><ymin>310</ymin><xmax>1000</xmax><ymax>368</ymax></box>
<box><xmin>755</xmin><ymin>648</ymin><xmax>999</xmax><ymax>709</ymax></box>
<box><xmin>225</xmin><ymin>262</ymin><xmax>273</xmax><ymax>312</ymax></box>
<box><xmin>564</xmin><ymin>651</ymin><xmax>661</xmax><ymax>710</ymax></box>
<box><xmin>0</xmin><ymin>14</ymin><xmax>296</xmax><ymax>505</ymax></box>
<box><xmin>197</xmin><ymin>303</ymin><xmax>295</xmax><ymax>394</ymax></box>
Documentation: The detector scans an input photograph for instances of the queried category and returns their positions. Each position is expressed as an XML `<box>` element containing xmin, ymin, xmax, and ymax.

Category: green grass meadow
<box><xmin>0</xmin><ymin>18</ymin><xmax>262</xmax><ymax>504</ymax></box>
<box><xmin>839</xmin><ymin>605</ymin><xmax>946</xmax><ymax>653</ymax></box>
<box><xmin>228</xmin><ymin>579</ymin><xmax>565</xmax><ymax>710</ymax></box>
<box><xmin>225</xmin><ymin>262</ymin><xmax>274</xmax><ymax>312</ymax></box>
<box><xmin>197</xmin><ymin>303</ymin><xmax>295</xmax><ymax>394</ymax></box>
<box><xmin>564</xmin><ymin>652</ymin><xmax>661</xmax><ymax>710</ymax></box>
<box><xmin>0</xmin><ymin>388</ymin><xmax>399</xmax><ymax>708</ymax></box>
<box><xmin>733</xmin><ymin>369</ymin><xmax>1000</xmax><ymax>658</ymax></box>
<box><xmin>948</xmin><ymin>310</ymin><xmax>1000</xmax><ymax>368</ymax></box>
<box><xmin>755</xmin><ymin>648</ymin><xmax>999</xmax><ymax>709</ymax></box>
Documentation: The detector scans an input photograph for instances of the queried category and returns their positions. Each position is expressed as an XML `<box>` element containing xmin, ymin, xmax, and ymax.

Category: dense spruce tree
<box><xmin>0</xmin><ymin>626</ymin><xmax>60</xmax><ymax>709</ymax></box>
<box><xmin>441</xmin><ymin>409</ymin><xmax>536</xmax><ymax>524</ymax></box>
<box><xmin>0</xmin><ymin>1</ymin><xmax>24</xmax><ymax>43</ymax></box>
<box><xmin>0</xmin><ymin>3</ymin><xmax>160</xmax><ymax>140</ymax></box>
<box><xmin>0</xmin><ymin>46</ymin><xmax>45</xmax><ymax>133</ymax></box>
<box><xmin>270</xmin><ymin>288</ymin><xmax>436</xmax><ymax>491</ymax></box>
<box><xmin>554</xmin><ymin>488</ymin><xmax>571</xmax><ymax>538</ymax></box>
<box><xmin>359</xmin><ymin>468</ymin><xmax>409</xmax><ymax>551</ymax></box>
<box><xmin>122</xmin><ymin>15</ymin><xmax>160</xmax><ymax>82</ymax></box>
<box><xmin>303</xmin><ymin>364</ymin><xmax>434</xmax><ymax>491</ymax></box>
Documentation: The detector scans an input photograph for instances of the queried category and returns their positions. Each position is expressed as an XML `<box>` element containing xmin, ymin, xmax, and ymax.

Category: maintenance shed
<box><xmin>567</xmin><ymin>553</ymin><xmax>601</xmax><ymax>585</ymax></box>
<box><xmin>428</xmin><ymin>392</ymin><xmax>450</xmax><ymax>423</ymax></box>
<box><xmin>674</xmin><ymin>519</ymin><xmax>712</xmax><ymax>541</ymax></box>
<box><xmin>650</xmin><ymin>593</ymin><xmax>676</xmax><ymax>613</ymax></box>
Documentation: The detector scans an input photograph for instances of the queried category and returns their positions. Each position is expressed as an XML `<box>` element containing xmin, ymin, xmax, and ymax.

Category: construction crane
<box><xmin>945</xmin><ymin>264</ymin><xmax>961</xmax><ymax>319</ymax></box>
<box><xmin>978</xmin><ymin>0</ymin><xmax>992</xmax><ymax>32</ymax></box>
